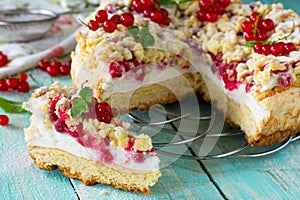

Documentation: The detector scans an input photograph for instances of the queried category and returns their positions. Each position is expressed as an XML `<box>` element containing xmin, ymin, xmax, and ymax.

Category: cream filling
<box><xmin>195</xmin><ymin>58</ymin><xmax>271</xmax><ymax>136</ymax></box>
<box><xmin>24</xmin><ymin>96</ymin><xmax>160</xmax><ymax>173</ymax></box>
<box><xmin>73</xmin><ymin>55</ymin><xmax>198</xmax><ymax>100</ymax></box>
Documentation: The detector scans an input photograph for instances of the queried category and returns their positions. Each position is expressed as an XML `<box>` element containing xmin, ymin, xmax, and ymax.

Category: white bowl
<box><xmin>0</xmin><ymin>9</ymin><xmax>59</xmax><ymax>42</ymax></box>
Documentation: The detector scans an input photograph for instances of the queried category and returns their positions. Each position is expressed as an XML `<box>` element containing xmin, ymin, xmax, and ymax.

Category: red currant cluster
<box><xmin>253</xmin><ymin>41</ymin><xmax>296</xmax><ymax>56</ymax></box>
<box><xmin>242</xmin><ymin>12</ymin><xmax>275</xmax><ymax>41</ymax></box>
<box><xmin>109</xmin><ymin>60</ymin><xmax>131</xmax><ymax>78</ymax></box>
<box><xmin>88</xmin><ymin>9</ymin><xmax>134</xmax><ymax>33</ymax></box>
<box><xmin>38</xmin><ymin>59</ymin><xmax>71</xmax><ymax>77</ymax></box>
<box><xmin>0</xmin><ymin>114</ymin><xmax>9</xmax><ymax>126</ymax></box>
<box><xmin>132</xmin><ymin>0</ymin><xmax>171</xmax><ymax>26</ymax></box>
<box><xmin>197</xmin><ymin>0</ymin><xmax>231</xmax><ymax>22</ymax></box>
<box><xmin>0</xmin><ymin>51</ymin><xmax>9</xmax><ymax>67</ymax></box>
<box><xmin>0</xmin><ymin>73</ymin><xmax>30</xmax><ymax>92</ymax></box>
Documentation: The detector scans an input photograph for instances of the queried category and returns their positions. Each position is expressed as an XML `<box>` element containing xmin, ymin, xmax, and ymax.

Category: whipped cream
<box><xmin>23</xmin><ymin>95</ymin><xmax>160</xmax><ymax>173</ymax></box>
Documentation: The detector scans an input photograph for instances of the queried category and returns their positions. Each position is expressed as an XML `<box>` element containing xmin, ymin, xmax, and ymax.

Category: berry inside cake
<box><xmin>71</xmin><ymin>0</ymin><xmax>300</xmax><ymax>146</ymax></box>
<box><xmin>23</xmin><ymin>81</ymin><xmax>161</xmax><ymax>194</ymax></box>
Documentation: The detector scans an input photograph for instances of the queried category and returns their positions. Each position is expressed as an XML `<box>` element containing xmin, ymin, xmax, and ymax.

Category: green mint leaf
<box><xmin>178</xmin><ymin>0</ymin><xmax>195</xmax><ymax>5</ymax></box>
<box><xmin>128</xmin><ymin>26</ymin><xmax>139</xmax><ymax>41</ymax></box>
<box><xmin>79</xmin><ymin>86</ymin><xmax>93</xmax><ymax>103</ymax></box>
<box><xmin>158</xmin><ymin>0</ymin><xmax>178</xmax><ymax>7</ymax></box>
<box><xmin>0</xmin><ymin>97</ymin><xmax>28</xmax><ymax>114</ymax></box>
<box><xmin>70</xmin><ymin>98</ymin><xmax>89</xmax><ymax>119</ymax></box>
<box><xmin>138</xmin><ymin>26</ymin><xmax>155</xmax><ymax>49</ymax></box>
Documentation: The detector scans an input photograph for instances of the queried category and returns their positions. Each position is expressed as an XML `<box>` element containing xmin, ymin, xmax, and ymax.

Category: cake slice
<box><xmin>71</xmin><ymin>0</ymin><xmax>300</xmax><ymax>146</ymax></box>
<box><xmin>23</xmin><ymin>81</ymin><xmax>161</xmax><ymax>194</ymax></box>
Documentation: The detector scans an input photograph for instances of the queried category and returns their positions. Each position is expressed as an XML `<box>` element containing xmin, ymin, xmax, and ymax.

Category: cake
<box><xmin>23</xmin><ymin>81</ymin><xmax>161</xmax><ymax>194</ymax></box>
<box><xmin>71</xmin><ymin>0</ymin><xmax>300</xmax><ymax>146</ymax></box>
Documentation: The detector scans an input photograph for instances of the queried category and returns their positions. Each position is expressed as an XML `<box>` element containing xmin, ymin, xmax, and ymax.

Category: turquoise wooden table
<box><xmin>1</xmin><ymin>1</ymin><xmax>300</xmax><ymax>199</ymax></box>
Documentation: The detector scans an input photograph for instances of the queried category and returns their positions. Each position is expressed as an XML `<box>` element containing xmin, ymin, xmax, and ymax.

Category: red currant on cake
<box><xmin>197</xmin><ymin>0</ymin><xmax>231</xmax><ymax>22</ymax></box>
<box><xmin>132</xmin><ymin>0</ymin><xmax>171</xmax><ymax>26</ymax></box>
<box><xmin>120</xmin><ymin>13</ymin><xmax>134</xmax><ymax>27</ymax></box>
<box><xmin>242</xmin><ymin>12</ymin><xmax>275</xmax><ymax>41</ymax></box>
<box><xmin>95</xmin><ymin>9</ymin><xmax>108</xmax><ymax>23</ymax></box>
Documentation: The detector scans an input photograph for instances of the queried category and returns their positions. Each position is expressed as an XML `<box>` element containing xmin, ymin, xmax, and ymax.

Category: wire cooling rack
<box><xmin>125</xmin><ymin>100</ymin><xmax>300</xmax><ymax>160</ymax></box>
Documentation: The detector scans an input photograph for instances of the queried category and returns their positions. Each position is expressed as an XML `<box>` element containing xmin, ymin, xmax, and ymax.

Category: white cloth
<box><xmin>0</xmin><ymin>0</ymin><xmax>90</xmax><ymax>77</ymax></box>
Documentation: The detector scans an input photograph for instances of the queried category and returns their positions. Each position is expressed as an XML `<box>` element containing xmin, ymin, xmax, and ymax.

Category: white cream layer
<box><xmin>24</xmin><ymin>96</ymin><xmax>160</xmax><ymax>173</ymax></box>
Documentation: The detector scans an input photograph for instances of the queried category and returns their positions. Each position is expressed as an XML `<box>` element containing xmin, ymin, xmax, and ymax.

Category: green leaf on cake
<box><xmin>128</xmin><ymin>26</ymin><xmax>140</xmax><ymax>41</ymax></box>
<box><xmin>128</xmin><ymin>26</ymin><xmax>155</xmax><ymax>49</ymax></box>
<box><xmin>70</xmin><ymin>98</ymin><xmax>89</xmax><ymax>119</ymax></box>
<box><xmin>79</xmin><ymin>86</ymin><xmax>93</xmax><ymax>103</ymax></box>
<box><xmin>158</xmin><ymin>0</ymin><xmax>178</xmax><ymax>7</ymax></box>
<box><xmin>178</xmin><ymin>0</ymin><xmax>197</xmax><ymax>5</ymax></box>
<box><xmin>0</xmin><ymin>97</ymin><xmax>28</xmax><ymax>114</ymax></box>
<box><xmin>138</xmin><ymin>26</ymin><xmax>155</xmax><ymax>49</ymax></box>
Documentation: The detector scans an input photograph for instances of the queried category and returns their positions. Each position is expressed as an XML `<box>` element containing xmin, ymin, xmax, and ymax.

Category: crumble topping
<box><xmin>72</xmin><ymin>0</ymin><xmax>300</xmax><ymax>96</ymax></box>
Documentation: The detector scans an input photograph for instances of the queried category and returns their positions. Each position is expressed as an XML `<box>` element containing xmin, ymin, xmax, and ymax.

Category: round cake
<box><xmin>71</xmin><ymin>0</ymin><xmax>300</xmax><ymax>146</ymax></box>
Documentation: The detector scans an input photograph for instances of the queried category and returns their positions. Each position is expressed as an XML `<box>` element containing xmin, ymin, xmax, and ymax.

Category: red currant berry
<box><xmin>249</xmin><ymin>12</ymin><xmax>260</xmax><ymax>22</ymax></box>
<box><xmin>19</xmin><ymin>73</ymin><xmax>28</xmax><ymax>81</ymax></box>
<box><xmin>0</xmin><ymin>79</ymin><xmax>8</xmax><ymax>91</ymax></box>
<box><xmin>219</xmin><ymin>0</ymin><xmax>230</xmax><ymax>7</ymax></box>
<box><xmin>283</xmin><ymin>42</ymin><xmax>296</xmax><ymax>55</ymax></box>
<box><xmin>143</xmin><ymin>9</ymin><xmax>152</xmax><ymax>18</ymax></box>
<box><xmin>262</xmin><ymin>44</ymin><xmax>271</xmax><ymax>56</ymax></box>
<box><xmin>241</xmin><ymin>21</ymin><xmax>254</xmax><ymax>33</ymax></box>
<box><xmin>244</xmin><ymin>32</ymin><xmax>256</xmax><ymax>41</ymax></box>
<box><xmin>214</xmin><ymin>6</ymin><xmax>225</xmax><ymax>15</ymax></box>
<box><xmin>95</xmin><ymin>10</ymin><xmax>108</xmax><ymax>23</ymax></box>
<box><xmin>59</xmin><ymin>64</ymin><xmax>71</xmax><ymax>75</ymax></box>
<box><xmin>132</xmin><ymin>0</ymin><xmax>143</xmax><ymax>13</ymax></box>
<box><xmin>95</xmin><ymin>102</ymin><xmax>112</xmax><ymax>123</ymax></box>
<box><xmin>17</xmin><ymin>81</ymin><xmax>30</xmax><ymax>92</ymax></box>
<box><xmin>278</xmin><ymin>73</ymin><xmax>292</xmax><ymax>87</ymax></box>
<box><xmin>38</xmin><ymin>59</ymin><xmax>49</xmax><ymax>71</ymax></box>
<box><xmin>254</xmin><ymin>42</ymin><xmax>263</xmax><ymax>54</ymax></box>
<box><xmin>109</xmin><ymin>61</ymin><xmax>122</xmax><ymax>78</ymax></box>
<box><xmin>197</xmin><ymin>11</ymin><xmax>207</xmax><ymax>21</ymax></box>
<box><xmin>111</xmin><ymin>14</ymin><xmax>121</xmax><ymax>23</ymax></box>
<box><xmin>49</xmin><ymin>111</ymin><xmax>59</xmax><ymax>122</ymax></box>
<box><xmin>0</xmin><ymin>115</ymin><xmax>9</xmax><ymax>126</ymax></box>
<box><xmin>270</xmin><ymin>42</ymin><xmax>284</xmax><ymax>56</ymax></box>
<box><xmin>0</xmin><ymin>52</ymin><xmax>9</xmax><ymax>67</ymax></box>
<box><xmin>103</xmin><ymin>19</ymin><xmax>117</xmax><ymax>33</ymax></box>
<box><xmin>6</xmin><ymin>78</ymin><xmax>19</xmax><ymax>89</ymax></box>
<box><xmin>88</xmin><ymin>19</ymin><xmax>100</xmax><ymax>31</ymax></box>
<box><xmin>141</xmin><ymin>0</ymin><xmax>154</xmax><ymax>10</ymax></box>
<box><xmin>150</xmin><ymin>10</ymin><xmax>164</xmax><ymax>23</ymax></box>
<box><xmin>162</xmin><ymin>17</ymin><xmax>171</xmax><ymax>26</ymax></box>
<box><xmin>46</xmin><ymin>61</ymin><xmax>61</xmax><ymax>76</ymax></box>
<box><xmin>205</xmin><ymin>12</ymin><xmax>218</xmax><ymax>22</ymax></box>
<box><xmin>259</xmin><ymin>18</ymin><xmax>275</xmax><ymax>32</ymax></box>
<box><xmin>54</xmin><ymin>118</ymin><xmax>67</xmax><ymax>132</ymax></box>
<box><xmin>257</xmin><ymin>32</ymin><xmax>268</xmax><ymax>41</ymax></box>
<box><xmin>120</xmin><ymin>13</ymin><xmax>134</xmax><ymax>27</ymax></box>
<box><xmin>49</xmin><ymin>95</ymin><xmax>61</xmax><ymax>112</ymax></box>
<box><xmin>119</xmin><ymin>60</ymin><xmax>131</xmax><ymax>72</ymax></box>
<box><xmin>199</xmin><ymin>0</ymin><xmax>212</xmax><ymax>11</ymax></box>
<box><xmin>132</xmin><ymin>151</ymin><xmax>145</xmax><ymax>163</ymax></box>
